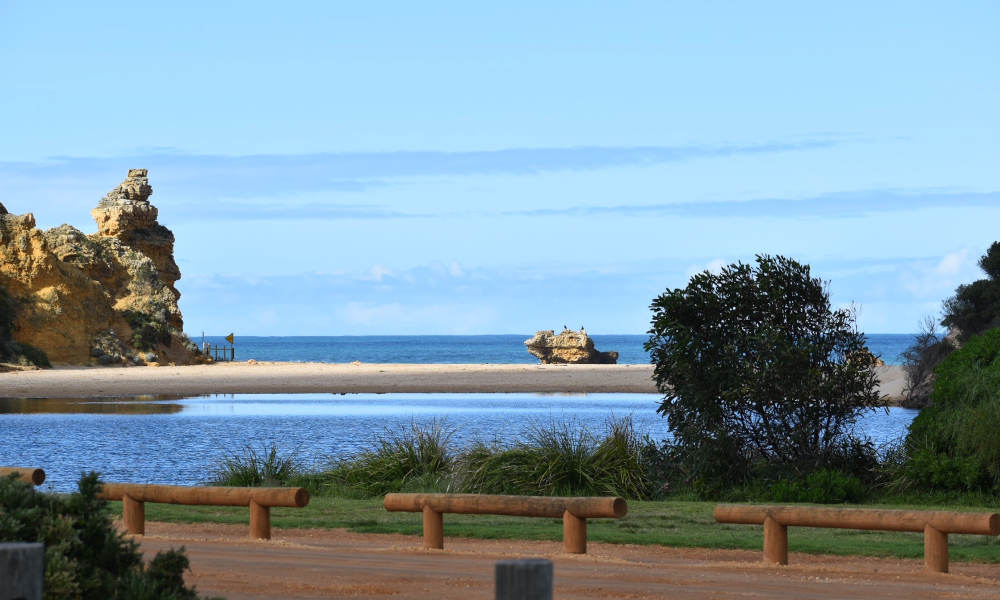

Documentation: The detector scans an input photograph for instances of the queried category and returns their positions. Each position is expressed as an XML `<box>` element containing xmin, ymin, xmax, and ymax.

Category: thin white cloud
<box><xmin>899</xmin><ymin>249</ymin><xmax>981</xmax><ymax>299</ymax></box>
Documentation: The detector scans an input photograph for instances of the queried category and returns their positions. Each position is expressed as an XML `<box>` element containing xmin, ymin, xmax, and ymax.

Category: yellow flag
<box><xmin>225</xmin><ymin>333</ymin><xmax>234</xmax><ymax>344</ymax></box>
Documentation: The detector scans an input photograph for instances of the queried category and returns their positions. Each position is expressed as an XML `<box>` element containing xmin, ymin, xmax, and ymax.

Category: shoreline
<box><xmin>0</xmin><ymin>362</ymin><xmax>907</xmax><ymax>402</ymax></box>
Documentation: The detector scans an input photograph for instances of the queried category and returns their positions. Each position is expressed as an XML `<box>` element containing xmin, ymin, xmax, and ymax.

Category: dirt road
<box><xmin>135</xmin><ymin>522</ymin><xmax>999</xmax><ymax>599</ymax></box>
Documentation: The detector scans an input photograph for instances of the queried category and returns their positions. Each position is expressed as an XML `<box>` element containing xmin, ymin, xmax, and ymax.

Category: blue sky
<box><xmin>1</xmin><ymin>1</ymin><xmax>997</xmax><ymax>334</ymax></box>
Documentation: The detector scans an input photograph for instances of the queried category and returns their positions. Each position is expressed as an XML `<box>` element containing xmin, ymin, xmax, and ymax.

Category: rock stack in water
<box><xmin>0</xmin><ymin>169</ymin><xmax>200</xmax><ymax>365</ymax></box>
<box><xmin>524</xmin><ymin>327</ymin><xmax>619</xmax><ymax>364</ymax></box>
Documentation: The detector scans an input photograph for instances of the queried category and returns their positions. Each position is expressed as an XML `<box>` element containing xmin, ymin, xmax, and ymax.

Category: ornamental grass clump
<box><xmin>210</xmin><ymin>442</ymin><xmax>301</xmax><ymax>487</ymax></box>
<box><xmin>454</xmin><ymin>416</ymin><xmax>654</xmax><ymax>499</ymax></box>
<box><xmin>321</xmin><ymin>419</ymin><xmax>456</xmax><ymax>497</ymax></box>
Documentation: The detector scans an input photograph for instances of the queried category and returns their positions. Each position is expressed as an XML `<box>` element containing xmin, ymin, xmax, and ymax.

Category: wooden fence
<box><xmin>715</xmin><ymin>504</ymin><xmax>1000</xmax><ymax>573</ymax></box>
<box><xmin>384</xmin><ymin>493</ymin><xmax>627</xmax><ymax>554</ymax></box>
<box><xmin>0</xmin><ymin>467</ymin><xmax>45</xmax><ymax>486</ymax></box>
<box><xmin>100</xmin><ymin>483</ymin><xmax>309</xmax><ymax>540</ymax></box>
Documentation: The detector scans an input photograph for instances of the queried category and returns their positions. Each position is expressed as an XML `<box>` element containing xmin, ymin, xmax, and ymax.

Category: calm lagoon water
<box><xmin>0</xmin><ymin>393</ymin><xmax>918</xmax><ymax>492</ymax></box>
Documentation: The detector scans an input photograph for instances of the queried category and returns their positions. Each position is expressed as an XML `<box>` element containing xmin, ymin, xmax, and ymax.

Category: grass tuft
<box><xmin>209</xmin><ymin>443</ymin><xmax>301</xmax><ymax>487</ymax></box>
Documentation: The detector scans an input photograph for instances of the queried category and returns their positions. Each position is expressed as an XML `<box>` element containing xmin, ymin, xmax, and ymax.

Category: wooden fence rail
<box><xmin>99</xmin><ymin>483</ymin><xmax>309</xmax><ymax>540</ymax></box>
<box><xmin>715</xmin><ymin>504</ymin><xmax>1000</xmax><ymax>573</ymax></box>
<box><xmin>384</xmin><ymin>493</ymin><xmax>627</xmax><ymax>554</ymax></box>
<box><xmin>0</xmin><ymin>467</ymin><xmax>45</xmax><ymax>486</ymax></box>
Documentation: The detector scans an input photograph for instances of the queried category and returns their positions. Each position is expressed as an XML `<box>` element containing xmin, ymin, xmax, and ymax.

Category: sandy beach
<box><xmin>0</xmin><ymin>362</ymin><xmax>907</xmax><ymax>401</ymax></box>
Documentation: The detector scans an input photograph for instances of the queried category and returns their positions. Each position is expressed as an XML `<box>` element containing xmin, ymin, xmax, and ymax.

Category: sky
<box><xmin>1</xmin><ymin>1</ymin><xmax>997</xmax><ymax>335</ymax></box>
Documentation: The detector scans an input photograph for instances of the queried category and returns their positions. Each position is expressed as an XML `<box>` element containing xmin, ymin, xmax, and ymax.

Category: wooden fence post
<box><xmin>495</xmin><ymin>558</ymin><xmax>553</xmax><ymax>600</ymax></box>
<box><xmin>123</xmin><ymin>494</ymin><xmax>145</xmax><ymax>535</ymax></box>
<box><xmin>763</xmin><ymin>514</ymin><xmax>788</xmax><ymax>565</ymax></box>
<box><xmin>249</xmin><ymin>500</ymin><xmax>271</xmax><ymax>540</ymax></box>
<box><xmin>924</xmin><ymin>524</ymin><xmax>949</xmax><ymax>573</ymax></box>
<box><xmin>423</xmin><ymin>505</ymin><xmax>444</xmax><ymax>549</ymax></box>
<box><xmin>562</xmin><ymin>511</ymin><xmax>587</xmax><ymax>554</ymax></box>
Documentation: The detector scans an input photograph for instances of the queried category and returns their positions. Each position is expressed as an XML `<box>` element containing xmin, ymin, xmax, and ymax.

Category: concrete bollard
<box><xmin>495</xmin><ymin>558</ymin><xmax>553</xmax><ymax>600</ymax></box>
<box><xmin>0</xmin><ymin>543</ymin><xmax>44</xmax><ymax>600</ymax></box>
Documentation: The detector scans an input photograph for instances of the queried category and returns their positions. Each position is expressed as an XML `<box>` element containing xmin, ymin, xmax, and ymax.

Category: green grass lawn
<box><xmin>126</xmin><ymin>497</ymin><xmax>1000</xmax><ymax>563</ymax></box>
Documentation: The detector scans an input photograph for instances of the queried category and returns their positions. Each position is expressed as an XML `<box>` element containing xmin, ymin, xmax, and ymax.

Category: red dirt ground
<box><xmin>133</xmin><ymin>522</ymin><xmax>1000</xmax><ymax>599</ymax></box>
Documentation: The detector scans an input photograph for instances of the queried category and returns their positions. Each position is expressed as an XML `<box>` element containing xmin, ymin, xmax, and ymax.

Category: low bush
<box><xmin>767</xmin><ymin>469</ymin><xmax>868</xmax><ymax>503</ymax></box>
<box><xmin>0</xmin><ymin>472</ymin><xmax>215</xmax><ymax>600</ymax></box>
<box><xmin>123</xmin><ymin>309</ymin><xmax>171</xmax><ymax>351</ymax></box>
<box><xmin>16</xmin><ymin>341</ymin><xmax>52</xmax><ymax>368</ymax></box>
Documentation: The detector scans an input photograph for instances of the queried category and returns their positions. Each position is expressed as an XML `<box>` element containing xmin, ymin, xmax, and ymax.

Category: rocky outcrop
<box><xmin>0</xmin><ymin>169</ymin><xmax>200</xmax><ymax>365</ymax></box>
<box><xmin>524</xmin><ymin>327</ymin><xmax>619</xmax><ymax>364</ymax></box>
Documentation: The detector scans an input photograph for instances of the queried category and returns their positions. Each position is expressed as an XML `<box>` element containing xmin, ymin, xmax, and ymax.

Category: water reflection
<box><xmin>0</xmin><ymin>396</ymin><xmax>185</xmax><ymax>414</ymax></box>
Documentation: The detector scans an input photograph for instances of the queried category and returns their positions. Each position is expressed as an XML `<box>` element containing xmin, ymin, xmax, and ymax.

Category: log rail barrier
<box><xmin>714</xmin><ymin>504</ymin><xmax>1000</xmax><ymax>573</ymax></box>
<box><xmin>99</xmin><ymin>483</ymin><xmax>309</xmax><ymax>540</ymax></box>
<box><xmin>384</xmin><ymin>493</ymin><xmax>627</xmax><ymax>554</ymax></box>
<box><xmin>0</xmin><ymin>467</ymin><xmax>46</xmax><ymax>486</ymax></box>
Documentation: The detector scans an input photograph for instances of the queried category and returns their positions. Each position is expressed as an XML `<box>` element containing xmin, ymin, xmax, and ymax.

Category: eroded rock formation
<box><xmin>0</xmin><ymin>169</ymin><xmax>199</xmax><ymax>365</ymax></box>
<box><xmin>524</xmin><ymin>327</ymin><xmax>619</xmax><ymax>364</ymax></box>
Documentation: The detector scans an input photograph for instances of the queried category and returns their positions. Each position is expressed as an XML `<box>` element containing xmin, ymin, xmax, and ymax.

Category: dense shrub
<box><xmin>0</xmin><ymin>472</ymin><xmax>214</xmax><ymax>599</ymax></box>
<box><xmin>15</xmin><ymin>342</ymin><xmax>52</xmax><ymax>368</ymax></box>
<box><xmin>899</xmin><ymin>328</ymin><xmax>1000</xmax><ymax>492</ymax></box>
<box><xmin>645</xmin><ymin>255</ymin><xmax>881</xmax><ymax>487</ymax></box>
<box><xmin>124</xmin><ymin>309</ymin><xmax>171</xmax><ymax>351</ymax></box>
<box><xmin>768</xmin><ymin>469</ymin><xmax>868</xmax><ymax>503</ymax></box>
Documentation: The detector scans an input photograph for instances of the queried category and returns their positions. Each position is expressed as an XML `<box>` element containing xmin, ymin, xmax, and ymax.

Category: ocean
<box><xmin>195</xmin><ymin>333</ymin><xmax>918</xmax><ymax>366</ymax></box>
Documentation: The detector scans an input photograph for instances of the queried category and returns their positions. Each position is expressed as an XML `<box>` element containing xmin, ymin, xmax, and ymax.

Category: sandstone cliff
<box><xmin>0</xmin><ymin>169</ymin><xmax>199</xmax><ymax>365</ymax></box>
<box><xmin>524</xmin><ymin>328</ymin><xmax>619</xmax><ymax>364</ymax></box>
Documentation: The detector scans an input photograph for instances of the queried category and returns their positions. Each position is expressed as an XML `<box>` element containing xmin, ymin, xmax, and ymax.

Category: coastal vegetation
<box><xmin>893</xmin><ymin>329</ymin><xmax>1000</xmax><ymax>493</ymax></box>
<box><xmin>0</xmin><ymin>472</ymin><xmax>214</xmax><ymax>600</ymax></box>
<box><xmin>901</xmin><ymin>241</ymin><xmax>1000</xmax><ymax>407</ymax></box>
<box><xmin>644</xmin><ymin>254</ymin><xmax>881</xmax><ymax>496</ymax></box>
<box><xmin>209</xmin><ymin>444</ymin><xmax>301</xmax><ymax>488</ymax></box>
<box><xmin>242</xmin><ymin>417</ymin><xmax>660</xmax><ymax>500</ymax></box>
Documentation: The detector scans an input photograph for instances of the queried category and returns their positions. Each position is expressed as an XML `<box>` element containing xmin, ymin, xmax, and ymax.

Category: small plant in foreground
<box><xmin>0</xmin><ymin>472</ymin><xmax>216</xmax><ymax>600</ymax></box>
<box><xmin>210</xmin><ymin>443</ymin><xmax>301</xmax><ymax>487</ymax></box>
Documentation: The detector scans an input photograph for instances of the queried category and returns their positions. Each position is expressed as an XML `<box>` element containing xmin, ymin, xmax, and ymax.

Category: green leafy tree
<box><xmin>644</xmin><ymin>255</ymin><xmax>881</xmax><ymax>487</ymax></box>
<box><xmin>942</xmin><ymin>241</ymin><xmax>1000</xmax><ymax>341</ymax></box>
